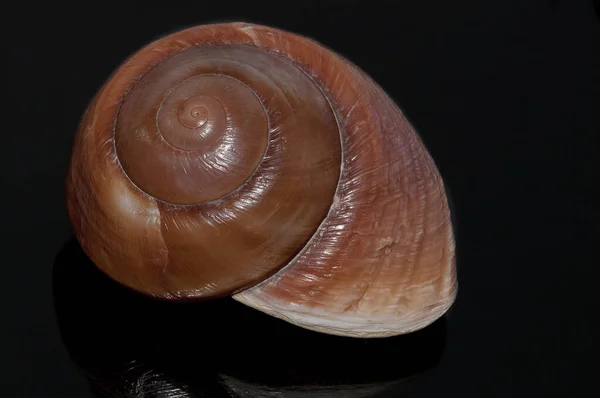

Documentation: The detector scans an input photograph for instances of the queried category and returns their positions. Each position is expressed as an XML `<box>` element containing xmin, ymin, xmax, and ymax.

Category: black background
<box><xmin>2</xmin><ymin>0</ymin><xmax>599</xmax><ymax>396</ymax></box>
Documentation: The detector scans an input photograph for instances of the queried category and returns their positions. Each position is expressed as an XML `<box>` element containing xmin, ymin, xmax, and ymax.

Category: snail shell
<box><xmin>66</xmin><ymin>22</ymin><xmax>457</xmax><ymax>338</ymax></box>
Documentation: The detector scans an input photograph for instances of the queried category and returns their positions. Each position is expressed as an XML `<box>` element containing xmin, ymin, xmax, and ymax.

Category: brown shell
<box><xmin>66</xmin><ymin>22</ymin><xmax>457</xmax><ymax>338</ymax></box>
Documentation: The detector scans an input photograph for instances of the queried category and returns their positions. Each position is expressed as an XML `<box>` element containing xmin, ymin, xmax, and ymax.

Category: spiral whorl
<box><xmin>116</xmin><ymin>54</ymin><xmax>272</xmax><ymax>204</ymax></box>
<box><xmin>68</xmin><ymin>33</ymin><xmax>342</xmax><ymax>299</ymax></box>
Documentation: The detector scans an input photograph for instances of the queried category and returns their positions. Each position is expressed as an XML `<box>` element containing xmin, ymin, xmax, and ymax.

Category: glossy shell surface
<box><xmin>66</xmin><ymin>23</ymin><xmax>457</xmax><ymax>337</ymax></box>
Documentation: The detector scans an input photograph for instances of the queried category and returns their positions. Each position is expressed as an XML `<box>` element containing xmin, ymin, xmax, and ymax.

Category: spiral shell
<box><xmin>66</xmin><ymin>22</ymin><xmax>457</xmax><ymax>337</ymax></box>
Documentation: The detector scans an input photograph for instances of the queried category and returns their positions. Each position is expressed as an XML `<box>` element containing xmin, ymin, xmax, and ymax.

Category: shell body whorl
<box><xmin>66</xmin><ymin>23</ymin><xmax>457</xmax><ymax>337</ymax></box>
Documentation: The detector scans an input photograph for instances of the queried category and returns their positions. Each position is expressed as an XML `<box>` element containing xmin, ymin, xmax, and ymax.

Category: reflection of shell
<box><xmin>66</xmin><ymin>22</ymin><xmax>457</xmax><ymax>338</ymax></box>
<box><xmin>219</xmin><ymin>375</ymin><xmax>400</xmax><ymax>398</ymax></box>
<box><xmin>53</xmin><ymin>239</ymin><xmax>447</xmax><ymax>397</ymax></box>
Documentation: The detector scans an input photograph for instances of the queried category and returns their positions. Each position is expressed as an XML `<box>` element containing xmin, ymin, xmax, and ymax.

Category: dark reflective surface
<box><xmin>53</xmin><ymin>239</ymin><xmax>447</xmax><ymax>397</ymax></box>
